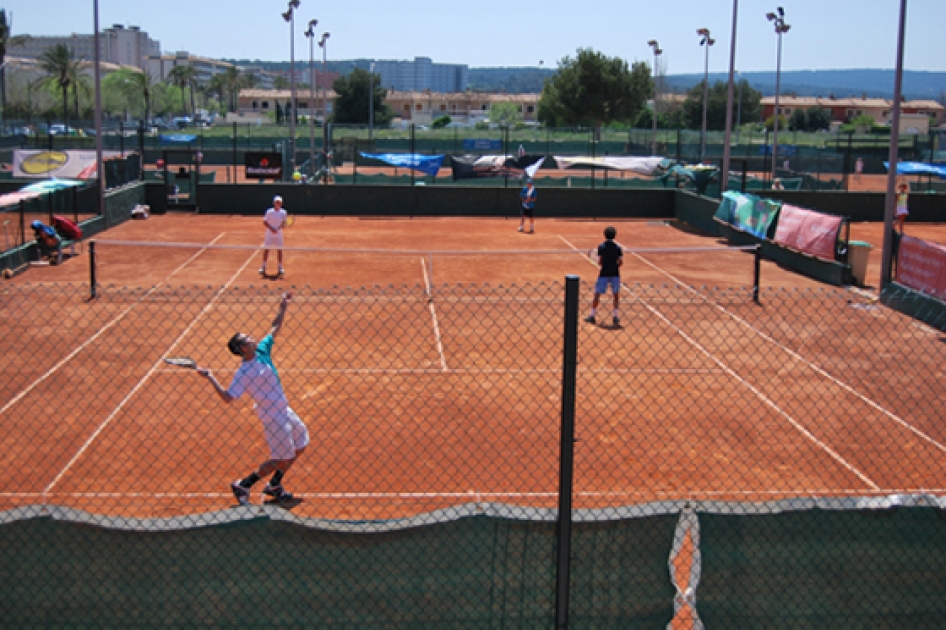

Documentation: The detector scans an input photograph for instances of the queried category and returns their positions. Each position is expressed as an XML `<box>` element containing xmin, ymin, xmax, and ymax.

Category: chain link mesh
<box><xmin>1</xmin><ymin>281</ymin><xmax>944</xmax><ymax>627</ymax></box>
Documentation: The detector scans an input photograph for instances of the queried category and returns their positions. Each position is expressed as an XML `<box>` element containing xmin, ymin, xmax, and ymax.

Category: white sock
<box><xmin>590</xmin><ymin>308</ymin><xmax>597</xmax><ymax>317</ymax></box>
<box><xmin>613</xmin><ymin>309</ymin><xmax>619</xmax><ymax>318</ymax></box>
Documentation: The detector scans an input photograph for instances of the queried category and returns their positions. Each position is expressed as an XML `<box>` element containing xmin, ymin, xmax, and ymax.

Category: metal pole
<box><xmin>288</xmin><ymin>8</ymin><xmax>297</xmax><ymax>174</ymax></box>
<box><xmin>701</xmin><ymin>44</ymin><xmax>709</xmax><ymax>162</ymax></box>
<box><xmin>881</xmin><ymin>0</ymin><xmax>908</xmax><ymax>286</ymax></box>
<box><xmin>771</xmin><ymin>19</ymin><xmax>785</xmax><ymax>183</ymax></box>
<box><xmin>753</xmin><ymin>244</ymin><xmax>762</xmax><ymax>303</ymax></box>
<box><xmin>309</xmin><ymin>29</ymin><xmax>315</xmax><ymax>177</ymax></box>
<box><xmin>369</xmin><ymin>62</ymin><xmax>375</xmax><ymax>140</ymax></box>
<box><xmin>93</xmin><ymin>0</ymin><xmax>105</xmax><ymax>226</ymax></box>
<box><xmin>89</xmin><ymin>240</ymin><xmax>97</xmax><ymax>299</ymax></box>
<box><xmin>554</xmin><ymin>274</ymin><xmax>579</xmax><ymax>630</ymax></box>
<box><xmin>721</xmin><ymin>0</ymin><xmax>739</xmax><ymax>194</ymax></box>
<box><xmin>652</xmin><ymin>50</ymin><xmax>658</xmax><ymax>155</ymax></box>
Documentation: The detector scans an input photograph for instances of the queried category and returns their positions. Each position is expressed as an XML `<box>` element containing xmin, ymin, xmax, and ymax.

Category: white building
<box><xmin>373</xmin><ymin>57</ymin><xmax>468</xmax><ymax>93</ymax></box>
<box><xmin>8</xmin><ymin>24</ymin><xmax>160</xmax><ymax>70</ymax></box>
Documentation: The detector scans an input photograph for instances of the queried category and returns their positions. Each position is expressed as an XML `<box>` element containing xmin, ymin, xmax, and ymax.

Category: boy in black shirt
<box><xmin>585</xmin><ymin>226</ymin><xmax>623</xmax><ymax>326</ymax></box>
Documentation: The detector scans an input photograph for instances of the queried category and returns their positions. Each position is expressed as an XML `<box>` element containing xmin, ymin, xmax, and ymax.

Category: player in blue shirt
<box><xmin>518</xmin><ymin>179</ymin><xmax>537</xmax><ymax>234</ymax></box>
<box><xmin>585</xmin><ymin>226</ymin><xmax>623</xmax><ymax>327</ymax></box>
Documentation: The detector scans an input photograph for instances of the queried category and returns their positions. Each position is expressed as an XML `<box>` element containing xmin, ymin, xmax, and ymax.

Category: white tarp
<box><xmin>13</xmin><ymin>150</ymin><xmax>120</xmax><ymax>179</ymax></box>
<box><xmin>553</xmin><ymin>156</ymin><xmax>669</xmax><ymax>175</ymax></box>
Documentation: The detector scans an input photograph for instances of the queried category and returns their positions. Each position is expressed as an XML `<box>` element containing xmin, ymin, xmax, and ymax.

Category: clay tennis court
<box><xmin>2</xmin><ymin>214</ymin><xmax>945</xmax><ymax>521</ymax></box>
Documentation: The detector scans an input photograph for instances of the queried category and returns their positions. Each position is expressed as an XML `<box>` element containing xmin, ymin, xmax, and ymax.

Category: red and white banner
<box><xmin>773</xmin><ymin>204</ymin><xmax>844</xmax><ymax>261</ymax></box>
<box><xmin>897</xmin><ymin>235</ymin><xmax>946</xmax><ymax>299</ymax></box>
<box><xmin>13</xmin><ymin>150</ymin><xmax>119</xmax><ymax>179</ymax></box>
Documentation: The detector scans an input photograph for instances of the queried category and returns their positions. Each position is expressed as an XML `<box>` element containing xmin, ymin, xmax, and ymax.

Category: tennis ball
<box><xmin>2</xmin><ymin>268</ymin><xmax>12</xmax><ymax>279</ymax></box>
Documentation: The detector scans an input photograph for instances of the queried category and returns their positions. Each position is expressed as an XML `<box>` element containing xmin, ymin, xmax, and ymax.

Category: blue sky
<box><xmin>4</xmin><ymin>0</ymin><xmax>944</xmax><ymax>74</ymax></box>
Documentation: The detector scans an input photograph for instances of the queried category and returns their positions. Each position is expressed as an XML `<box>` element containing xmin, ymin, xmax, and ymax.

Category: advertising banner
<box><xmin>450</xmin><ymin>155</ymin><xmax>544</xmax><ymax>180</ymax></box>
<box><xmin>553</xmin><ymin>156</ymin><xmax>667</xmax><ymax>175</ymax></box>
<box><xmin>773</xmin><ymin>204</ymin><xmax>844</xmax><ymax>260</ymax></box>
<box><xmin>462</xmin><ymin>139</ymin><xmax>503</xmax><ymax>151</ymax></box>
<box><xmin>897</xmin><ymin>235</ymin><xmax>946</xmax><ymax>299</ymax></box>
<box><xmin>245</xmin><ymin>152</ymin><xmax>283</xmax><ymax>180</ymax></box>
<box><xmin>13</xmin><ymin>150</ymin><xmax>119</xmax><ymax>179</ymax></box>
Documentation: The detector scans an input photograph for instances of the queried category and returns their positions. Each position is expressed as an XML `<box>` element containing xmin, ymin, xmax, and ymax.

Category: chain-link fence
<box><xmin>1</xmin><ymin>280</ymin><xmax>945</xmax><ymax>627</ymax></box>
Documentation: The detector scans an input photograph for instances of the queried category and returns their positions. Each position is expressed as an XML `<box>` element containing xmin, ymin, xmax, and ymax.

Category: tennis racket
<box><xmin>284</xmin><ymin>214</ymin><xmax>295</xmax><ymax>228</ymax></box>
<box><xmin>163</xmin><ymin>356</ymin><xmax>197</xmax><ymax>369</ymax></box>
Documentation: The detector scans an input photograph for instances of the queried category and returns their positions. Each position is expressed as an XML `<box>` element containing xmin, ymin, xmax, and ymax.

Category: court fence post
<box><xmin>555</xmin><ymin>274</ymin><xmax>579</xmax><ymax>629</ymax></box>
<box><xmin>89</xmin><ymin>240</ymin><xmax>97</xmax><ymax>300</ymax></box>
<box><xmin>753</xmin><ymin>245</ymin><xmax>762</xmax><ymax>304</ymax></box>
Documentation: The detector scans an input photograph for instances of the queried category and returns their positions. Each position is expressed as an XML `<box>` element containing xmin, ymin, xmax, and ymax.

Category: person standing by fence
<box><xmin>518</xmin><ymin>179</ymin><xmax>537</xmax><ymax>234</ymax></box>
<box><xmin>895</xmin><ymin>182</ymin><xmax>909</xmax><ymax>234</ymax></box>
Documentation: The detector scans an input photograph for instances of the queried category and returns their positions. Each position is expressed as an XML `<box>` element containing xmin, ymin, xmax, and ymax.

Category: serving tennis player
<box><xmin>197</xmin><ymin>292</ymin><xmax>309</xmax><ymax>505</ymax></box>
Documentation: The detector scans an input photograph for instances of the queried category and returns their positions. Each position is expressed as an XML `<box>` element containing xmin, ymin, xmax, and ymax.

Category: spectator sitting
<box><xmin>31</xmin><ymin>220</ymin><xmax>62</xmax><ymax>264</ymax></box>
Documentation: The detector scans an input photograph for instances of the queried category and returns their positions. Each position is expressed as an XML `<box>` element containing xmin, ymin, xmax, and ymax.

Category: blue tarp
<box><xmin>160</xmin><ymin>134</ymin><xmax>198</xmax><ymax>144</ymax></box>
<box><xmin>884</xmin><ymin>161</ymin><xmax>946</xmax><ymax>179</ymax></box>
<box><xmin>20</xmin><ymin>178</ymin><xmax>83</xmax><ymax>193</ymax></box>
<box><xmin>360</xmin><ymin>153</ymin><xmax>444</xmax><ymax>176</ymax></box>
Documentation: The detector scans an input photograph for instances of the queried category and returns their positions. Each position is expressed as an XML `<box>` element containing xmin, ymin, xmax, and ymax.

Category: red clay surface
<box><xmin>2</xmin><ymin>215</ymin><xmax>944</xmax><ymax>521</ymax></box>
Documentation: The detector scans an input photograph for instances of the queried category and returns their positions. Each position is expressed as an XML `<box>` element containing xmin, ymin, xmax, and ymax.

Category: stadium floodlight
<box><xmin>767</xmin><ymin>6</ymin><xmax>790</xmax><ymax>184</ymax></box>
<box><xmin>648</xmin><ymin>40</ymin><xmax>663</xmax><ymax>155</ymax></box>
<box><xmin>305</xmin><ymin>19</ymin><xmax>318</xmax><ymax>173</ymax></box>
<box><xmin>696</xmin><ymin>29</ymin><xmax>715</xmax><ymax>161</ymax></box>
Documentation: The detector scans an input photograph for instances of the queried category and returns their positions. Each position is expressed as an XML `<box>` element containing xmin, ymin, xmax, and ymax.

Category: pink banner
<box><xmin>773</xmin><ymin>204</ymin><xmax>844</xmax><ymax>260</ymax></box>
<box><xmin>897</xmin><ymin>235</ymin><xmax>946</xmax><ymax>299</ymax></box>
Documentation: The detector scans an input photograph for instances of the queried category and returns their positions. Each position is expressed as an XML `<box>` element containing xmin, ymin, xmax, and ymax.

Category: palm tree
<box><xmin>126</xmin><ymin>69</ymin><xmax>157</xmax><ymax>124</ymax></box>
<box><xmin>37</xmin><ymin>43</ymin><xmax>74</xmax><ymax>130</ymax></box>
<box><xmin>69</xmin><ymin>60</ymin><xmax>92</xmax><ymax>122</ymax></box>
<box><xmin>167</xmin><ymin>65</ymin><xmax>198</xmax><ymax>117</ymax></box>
<box><xmin>0</xmin><ymin>10</ymin><xmax>30</xmax><ymax>122</ymax></box>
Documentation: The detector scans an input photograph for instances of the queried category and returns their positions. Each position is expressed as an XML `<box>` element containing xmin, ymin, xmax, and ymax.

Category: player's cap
<box><xmin>526</xmin><ymin>178</ymin><xmax>534</xmax><ymax>184</ymax></box>
<box><xmin>273</xmin><ymin>195</ymin><xmax>283</xmax><ymax>204</ymax></box>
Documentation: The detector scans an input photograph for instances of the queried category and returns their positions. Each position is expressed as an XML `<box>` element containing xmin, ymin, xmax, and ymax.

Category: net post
<box><xmin>89</xmin><ymin>240</ymin><xmax>97</xmax><ymax>300</ymax></box>
<box><xmin>753</xmin><ymin>244</ymin><xmax>762</xmax><ymax>304</ymax></box>
<box><xmin>555</xmin><ymin>274</ymin><xmax>579</xmax><ymax>629</ymax></box>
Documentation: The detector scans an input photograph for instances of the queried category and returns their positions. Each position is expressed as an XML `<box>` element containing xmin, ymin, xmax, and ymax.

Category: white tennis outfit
<box><xmin>227</xmin><ymin>335</ymin><xmax>309</xmax><ymax>460</ymax></box>
<box><xmin>263</xmin><ymin>207</ymin><xmax>287</xmax><ymax>248</ymax></box>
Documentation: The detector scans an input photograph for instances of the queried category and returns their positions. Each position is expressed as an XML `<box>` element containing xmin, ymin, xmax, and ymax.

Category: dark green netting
<box><xmin>699</xmin><ymin>508</ymin><xmax>946</xmax><ymax>629</ymax></box>
<box><xmin>0</xmin><ymin>512</ymin><xmax>676</xmax><ymax>628</ymax></box>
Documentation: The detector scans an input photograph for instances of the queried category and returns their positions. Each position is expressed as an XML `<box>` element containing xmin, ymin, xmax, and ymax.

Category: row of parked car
<box><xmin>5</xmin><ymin>115</ymin><xmax>218</xmax><ymax>138</ymax></box>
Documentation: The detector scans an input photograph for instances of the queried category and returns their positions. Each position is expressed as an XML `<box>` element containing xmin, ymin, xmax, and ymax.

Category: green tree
<box><xmin>538</xmin><ymin>48</ymin><xmax>652</xmax><ymax>133</ymax></box>
<box><xmin>850</xmin><ymin>113</ymin><xmax>875</xmax><ymax>131</ymax></box>
<box><xmin>167</xmin><ymin>65</ymin><xmax>198</xmax><ymax>116</ymax></box>
<box><xmin>273</xmin><ymin>76</ymin><xmax>290</xmax><ymax>91</ymax></box>
<box><xmin>788</xmin><ymin>108</ymin><xmax>807</xmax><ymax>131</ymax></box>
<box><xmin>37</xmin><ymin>44</ymin><xmax>74</xmax><ymax>128</ymax></box>
<box><xmin>683</xmin><ymin>79</ymin><xmax>762</xmax><ymax>130</ymax></box>
<box><xmin>331</xmin><ymin>68</ymin><xmax>392</xmax><ymax>125</ymax></box>
<box><xmin>432</xmin><ymin>115</ymin><xmax>451</xmax><ymax>129</ymax></box>
<box><xmin>805</xmin><ymin>106</ymin><xmax>832</xmax><ymax>131</ymax></box>
<box><xmin>489</xmin><ymin>102</ymin><xmax>522</xmax><ymax>126</ymax></box>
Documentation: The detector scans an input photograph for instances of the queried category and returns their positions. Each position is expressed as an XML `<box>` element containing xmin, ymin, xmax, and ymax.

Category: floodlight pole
<box><xmin>648</xmin><ymin>40</ymin><xmax>662</xmax><ymax>156</ymax></box>
<box><xmin>282</xmin><ymin>0</ymin><xmax>300</xmax><ymax>176</ymax></box>
<box><xmin>721</xmin><ymin>0</ymin><xmax>739</xmax><ymax>194</ymax></box>
<box><xmin>305</xmin><ymin>19</ymin><xmax>317</xmax><ymax>176</ymax></box>
<box><xmin>319</xmin><ymin>33</ymin><xmax>330</xmax><ymax>158</ymax></box>
<box><xmin>881</xmin><ymin>0</ymin><xmax>908</xmax><ymax>285</ymax></box>
<box><xmin>697</xmin><ymin>28</ymin><xmax>715</xmax><ymax>162</ymax></box>
<box><xmin>768</xmin><ymin>7</ymin><xmax>790</xmax><ymax>183</ymax></box>
<box><xmin>369</xmin><ymin>62</ymin><xmax>375</xmax><ymax>140</ymax></box>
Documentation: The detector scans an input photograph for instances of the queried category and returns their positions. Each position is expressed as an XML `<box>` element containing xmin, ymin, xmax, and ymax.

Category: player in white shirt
<box><xmin>260</xmin><ymin>195</ymin><xmax>288</xmax><ymax>276</ymax></box>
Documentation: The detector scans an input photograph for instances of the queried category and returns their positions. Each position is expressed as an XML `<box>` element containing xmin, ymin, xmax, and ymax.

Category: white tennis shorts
<box><xmin>263</xmin><ymin>229</ymin><xmax>284</xmax><ymax>249</ymax></box>
<box><xmin>259</xmin><ymin>406</ymin><xmax>309</xmax><ymax>460</ymax></box>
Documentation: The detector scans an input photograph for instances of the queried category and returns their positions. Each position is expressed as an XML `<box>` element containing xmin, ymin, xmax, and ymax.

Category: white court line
<box><xmin>44</xmin><ymin>243</ymin><xmax>260</xmax><ymax>497</ymax></box>
<box><xmin>618</xmin><ymin>239</ymin><xmax>946</xmax><ymax>458</ymax></box>
<box><xmin>421</xmin><ymin>257</ymin><xmax>448</xmax><ymax>372</ymax></box>
<box><xmin>0</xmin><ymin>233</ymin><xmax>229</xmax><ymax>417</ymax></box>
<box><xmin>558</xmin><ymin>235</ymin><xmax>879</xmax><ymax>490</ymax></box>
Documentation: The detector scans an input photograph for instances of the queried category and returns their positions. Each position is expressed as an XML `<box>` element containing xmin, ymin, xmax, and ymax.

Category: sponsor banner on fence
<box><xmin>553</xmin><ymin>156</ymin><xmax>667</xmax><ymax>175</ymax></box>
<box><xmin>461</xmin><ymin>139</ymin><xmax>503</xmax><ymax>151</ymax></box>
<box><xmin>13</xmin><ymin>150</ymin><xmax>119</xmax><ymax>179</ymax></box>
<box><xmin>773</xmin><ymin>204</ymin><xmax>844</xmax><ymax>261</ymax></box>
<box><xmin>245</xmin><ymin>152</ymin><xmax>283</xmax><ymax>179</ymax></box>
<box><xmin>897</xmin><ymin>235</ymin><xmax>946</xmax><ymax>299</ymax></box>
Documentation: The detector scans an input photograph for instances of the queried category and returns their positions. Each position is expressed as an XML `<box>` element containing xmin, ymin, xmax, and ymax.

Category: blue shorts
<box><xmin>595</xmin><ymin>277</ymin><xmax>621</xmax><ymax>294</ymax></box>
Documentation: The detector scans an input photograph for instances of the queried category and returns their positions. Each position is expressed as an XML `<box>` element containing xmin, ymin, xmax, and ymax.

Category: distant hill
<box><xmin>225</xmin><ymin>61</ymin><xmax>946</xmax><ymax>102</ymax></box>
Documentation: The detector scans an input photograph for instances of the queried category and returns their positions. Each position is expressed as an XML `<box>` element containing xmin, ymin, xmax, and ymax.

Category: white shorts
<box><xmin>259</xmin><ymin>406</ymin><xmax>309</xmax><ymax>460</ymax></box>
<box><xmin>263</xmin><ymin>230</ymin><xmax>284</xmax><ymax>249</ymax></box>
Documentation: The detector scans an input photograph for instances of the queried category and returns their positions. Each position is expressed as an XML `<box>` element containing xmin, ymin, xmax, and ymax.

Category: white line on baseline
<box><xmin>0</xmin><ymin>233</ymin><xmax>229</xmax><ymax>417</ymax></box>
<box><xmin>558</xmin><ymin>235</ymin><xmax>880</xmax><ymax>490</ymax></box>
<box><xmin>421</xmin><ymin>257</ymin><xmax>448</xmax><ymax>371</ymax></box>
<box><xmin>44</xmin><ymin>243</ymin><xmax>260</xmax><ymax>497</ymax></box>
<box><xmin>618</xmin><ymin>239</ymin><xmax>946</xmax><ymax>457</ymax></box>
